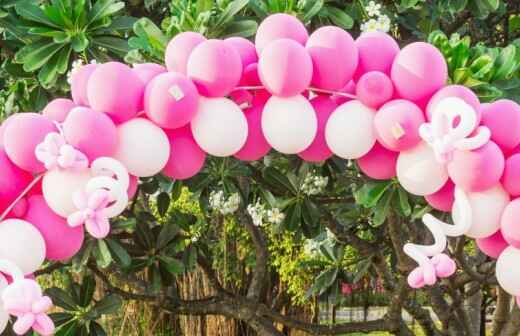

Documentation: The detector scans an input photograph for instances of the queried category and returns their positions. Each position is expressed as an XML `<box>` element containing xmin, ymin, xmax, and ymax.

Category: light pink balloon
<box><xmin>259</xmin><ymin>39</ymin><xmax>312</xmax><ymax>97</ymax></box>
<box><xmin>255</xmin><ymin>13</ymin><xmax>308</xmax><ymax>54</ymax></box>
<box><xmin>356</xmin><ymin>71</ymin><xmax>394</xmax><ymax>109</ymax></box>
<box><xmin>480</xmin><ymin>100</ymin><xmax>520</xmax><ymax>154</ymax></box>
<box><xmin>426</xmin><ymin>85</ymin><xmax>481</xmax><ymax>122</ymax></box>
<box><xmin>501</xmin><ymin>199</ymin><xmax>520</xmax><ymax>249</ymax></box>
<box><xmin>502</xmin><ymin>154</ymin><xmax>520</xmax><ymax>197</ymax></box>
<box><xmin>87</xmin><ymin>62</ymin><xmax>145</xmax><ymax>124</ymax></box>
<box><xmin>0</xmin><ymin>149</ymin><xmax>32</xmax><ymax>215</ymax></box>
<box><xmin>298</xmin><ymin>96</ymin><xmax>336</xmax><ymax>162</ymax></box>
<box><xmin>165</xmin><ymin>32</ymin><xmax>206</xmax><ymax>74</ymax></box>
<box><xmin>42</xmin><ymin>98</ymin><xmax>76</xmax><ymax>123</ymax></box>
<box><xmin>3</xmin><ymin>113</ymin><xmax>56</xmax><ymax>173</ymax></box>
<box><xmin>477</xmin><ymin>230</ymin><xmax>509</xmax><ymax>259</ymax></box>
<box><xmin>235</xmin><ymin>102</ymin><xmax>271</xmax><ymax>161</ymax></box>
<box><xmin>306</xmin><ymin>26</ymin><xmax>358</xmax><ymax>91</ymax></box>
<box><xmin>127</xmin><ymin>175</ymin><xmax>138</xmax><ymax>199</ymax></box>
<box><xmin>144</xmin><ymin>72</ymin><xmax>200</xmax><ymax>129</ymax></box>
<box><xmin>24</xmin><ymin>195</ymin><xmax>84</xmax><ymax>261</ymax></box>
<box><xmin>163</xmin><ymin>126</ymin><xmax>206</xmax><ymax>180</ymax></box>
<box><xmin>374</xmin><ymin>100</ymin><xmax>425</xmax><ymax>152</ymax></box>
<box><xmin>225</xmin><ymin>37</ymin><xmax>258</xmax><ymax>69</ymax></box>
<box><xmin>63</xmin><ymin>107</ymin><xmax>118</xmax><ymax>161</ymax></box>
<box><xmin>71</xmin><ymin>63</ymin><xmax>97</xmax><ymax>106</ymax></box>
<box><xmin>425</xmin><ymin>179</ymin><xmax>455</xmax><ymax>212</ymax></box>
<box><xmin>448</xmin><ymin>141</ymin><xmax>505</xmax><ymax>192</ymax></box>
<box><xmin>354</xmin><ymin>32</ymin><xmax>399</xmax><ymax>81</ymax></box>
<box><xmin>357</xmin><ymin>142</ymin><xmax>398</xmax><ymax>180</ymax></box>
<box><xmin>133</xmin><ymin>63</ymin><xmax>167</xmax><ymax>87</ymax></box>
<box><xmin>391</xmin><ymin>42</ymin><xmax>448</xmax><ymax>102</ymax></box>
<box><xmin>187</xmin><ymin>39</ymin><xmax>243</xmax><ymax>97</ymax></box>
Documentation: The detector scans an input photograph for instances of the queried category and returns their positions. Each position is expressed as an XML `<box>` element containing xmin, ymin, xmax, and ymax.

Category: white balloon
<box><xmin>0</xmin><ymin>219</ymin><xmax>46</xmax><ymax>275</ymax></box>
<box><xmin>262</xmin><ymin>95</ymin><xmax>317</xmax><ymax>154</ymax></box>
<box><xmin>496</xmin><ymin>246</ymin><xmax>520</xmax><ymax>295</ymax></box>
<box><xmin>42</xmin><ymin>168</ymin><xmax>92</xmax><ymax>217</ymax></box>
<box><xmin>113</xmin><ymin>118</ymin><xmax>170</xmax><ymax>177</ymax></box>
<box><xmin>396</xmin><ymin>142</ymin><xmax>448</xmax><ymax>196</ymax></box>
<box><xmin>325</xmin><ymin>100</ymin><xmax>376</xmax><ymax>159</ymax></box>
<box><xmin>453</xmin><ymin>184</ymin><xmax>509</xmax><ymax>239</ymax></box>
<box><xmin>191</xmin><ymin>97</ymin><xmax>248</xmax><ymax>157</ymax></box>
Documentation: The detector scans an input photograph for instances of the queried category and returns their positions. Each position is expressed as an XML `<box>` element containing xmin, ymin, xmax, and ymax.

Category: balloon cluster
<box><xmin>1</xmin><ymin>13</ymin><xmax>520</xmax><ymax>334</ymax></box>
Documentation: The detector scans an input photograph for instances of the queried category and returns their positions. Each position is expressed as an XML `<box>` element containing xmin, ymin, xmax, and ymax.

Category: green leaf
<box><xmin>301</xmin><ymin>198</ymin><xmax>320</xmax><ymax>238</ymax></box>
<box><xmin>88</xmin><ymin>0</ymin><xmax>124</xmax><ymax>26</ymax></box>
<box><xmin>91</xmin><ymin>294</ymin><xmax>122</xmax><ymax>316</ymax></box>
<box><xmin>223</xmin><ymin>19</ymin><xmax>258</xmax><ymax>38</ymax></box>
<box><xmin>305</xmin><ymin>267</ymin><xmax>339</xmax><ymax>299</ymax></box>
<box><xmin>96</xmin><ymin>15</ymin><xmax>137</xmax><ymax>33</ymax></box>
<box><xmin>106</xmin><ymin>238</ymin><xmax>131</xmax><ymax>268</ymax></box>
<box><xmin>133</xmin><ymin>17</ymin><xmax>168</xmax><ymax>53</ymax></box>
<box><xmin>92</xmin><ymin>36</ymin><xmax>131</xmax><ymax>54</ymax></box>
<box><xmin>157</xmin><ymin>192</ymin><xmax>170</xmax><ymax>216</ymax></box>
<box><xmin>56</xmin><ymin>321</ymin><xmax>80</xmax><ymax>336</ymax></box>
<box><xmin>89</xmin><ymin>321</ymin><xmax>107</xmax><ymax>336</ymax></box>
<box><xmin>248</xmin><ymin>0</ymin><xmax>268</xmax><ymax>18</ymax></box>
<box><xmin>493</xmin><ymin>45</ymin><xmax>518</xmax><ymax>80</ymax></box>
<box><xmin>15</xmin><ymin>2</ymin><xmax>61</xmax><ymax>28</ymax></box>
<box><xmin>400</xmin><ymin>0</ymin><xmax>421</xmax><ymax>9</ymax></box>
<box><xmin>135</xmin><ymin>219</ymin><xmax>155</xmax><ymax>250</ymax></box>
<box><xmin>159</xmin><ymin>255</ymin><xmax>185</xmax><ymax>275</ymax></box>
<box><xmin>325</xmin><ymin>7</ymin><xmax>353</xmax><ymax>30</ymax></box>
<box><xmin>372</xmin><ymin>189</ymin><xmax>394</xmax><ymax>226</ymax></box>
<box><xmin>79</xmin><ymin>275</ymin><xmax>96</xmax><ymax>307</ymax></box>
<box><xmin>354</xmin><ymin>180</ymin><xmax>392</xmax><ymax>208</ymax></box>
<box><xmin>49</xmin><ymin>312</ymin><xmax>74</xmax><ymax>327</ymax></box>
<box><xmin>38</xmin><ymin>49</ymin><xmax>61</xmax><ymax>87</ymax></box>
<box><xmin>263</xmin><ymin>167</ymin><xmax>297</xmax><ymax>194</ymax></box>
<box><xmin>46</xmin><ymin>287</ymin><xmax>77</xmax><ymax>310</ymax></box>
<box><xmin>353</xmin><ymin>258</ymin><xmax>372</xmax><ymax>283</ymax></box>
<box><xmin>196</xmin><ymin>0</ymin><xmax>213</xmax><ymax>13</ymax></box>
<box><xmin>94</xmin><ymin>239</ymin><xmax>112</xmax><ymax>268</ymax></box>
<box><xmin>71</xmin><ymin>32</ymin><xmax>89</xmax><ymax>52</ymax></box>
<box><xmin>156</xmin><ymin>223</ymin><xmax>179</xmax><ymax>250</ymax></box>
<box><xmin>301</xmin><ymin>0</ymin><xmax>323</xmax><ymax>23</ymax></box>
<box><xmin>284</xmin><ymin>201</ymin><xmax>301</xmax><ymax>231</ymax></box>
<box><xmin>20</xmin><ymin>41</ymin><xmax>65</xmax><ymax>72</ymax></box>
<box><xmin>397</xmin><ymin>187</ymin><xmax>412</xmax><ymax>217</ymax></box>
<box><xmin>214</xmin><ymin>0</ymin><xmax>249</xmax><ymax>28</ymax></box>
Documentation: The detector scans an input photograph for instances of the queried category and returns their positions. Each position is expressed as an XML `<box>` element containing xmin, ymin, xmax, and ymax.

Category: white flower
<box><xmin>247</xmin><ymin>201</ymin><xmax>266</xmax><ymax>226</ymax></box>
<box><xmin>375</xmin><ymin>15</ymin><xmax>391</xmax><ymax>33</ymax></box>
<box><xmin>360</xmin><ymin>18</ymin><xmax>379</xmax><ymax>33</ymax></box>
<box><xmin>209</xmin><ymin>190</ymin><xmax>225</xmax><ymax>209</ymax></box>
<box><xmin>66</xmin><ymin>59</ymin><xmax>85</xmax><ymax>84</ymax></box>
<box><xmin>209</xmin><ymin>190</ymin><xmax>240</xmax><ymax>215</ymax></box>
<box><xmin>303</xmin><ymin>239</ymin><xmax>320</xmax><ymax>257</ymax></box>
<box><xmin>366</xmin><ymin>1</ymin><xmax>381</xmax><ymax>17</ymax></box>
<box><xmin>266</xmin><ymin>208</ymin><xmax>285</xmax><ymax>225</ymax></box>
<box><xmin>301</xmin><ymin>173</ymin><xmax>328</xmax><ymax>196</ymax></box>
<box><xmin>326</xmin><ymin>228</ymin><xmax>336</xmax><ymax>241</ymax></box>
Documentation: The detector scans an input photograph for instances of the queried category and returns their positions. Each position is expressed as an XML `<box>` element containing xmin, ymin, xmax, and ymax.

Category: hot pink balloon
<box><xmin>144</xmin><ymin>72</ymin><xmax>200</xmax><ymax>129</ymax></box>
<box><xmin>374</xmin><ymin>100</ymin><xmax>425</xmax><ymax>152</ymax></box>
<box><xmin>333</xmin><ymin>81</ymin><xmax>356</xmax><ymax>105</ymax></box>
<box><xmin>87</xmin><ymin>62</ymin><xmax>145</xmax><ymax>124</ymax></box>
<box><xmin>258</xmin><ymin>39</ymin><xmax>312</xmax><ymax>97</ymax></box>
<box><xmin>235</xmin><ymin>102</ymin><xmax>272</xmax><ymax>161</ymax></box>
<box><xmin>357</xmin><ymin>142</ymin><xmax>398</xmax><ymax>180</ymax></box>
<box><xmin>480</xmin><ymin>100</ymin><xmax>520</xmax><ymax>154</ymax></box>
<box><xmin>162</xmin><ymin>126</ymin><xmax>206</xmax><ymax>180</ymax></box>
<box><xmin>42</xmin><ymin>98</ymin><xmax>76</xmax><ymax>123</ymax></box>
<box><xmin>426</xmin><ymin>85</ymin><xmax>481</xmax><ymax>122</ymax></box>
<box><xmin>255</xmin><ymin>13</ymin><xmax>308</xmax><ymax>54</ymax></box>
<box><xmin>356</xmin><ymin>71</ymin><xmax>394</xmax><ymax>109</ymax></box>
<box><xmin>62</xmin><ymin>107</ymin><xmax>118</xmax><ymax>161</ymax></box>
<box><xmin>127</xmin><ymin>175</ymin><xmax>138</xmax><ymax>199</ymax></box>
<box><xmin>225</xmin><ymin>37</ymin><xmax>258</xmax><ymax>69</ymax></box>
<box><xmin>391</xmin><ymin>42</ymin><xmax>448</xmax><ymax>103</ymax></box>
<box><xmin>3</xmin><ymin>113</ymin><xmax>56</xmax><ymax>173</ymax></box>
<box><xmin>298</xmin><ymin>96</ymin><xmax>336</xmax><ymax>162</ymax></box>
<box><xmin>501</xmin><ymin>199</ymin><xmax>520</xmax><ymax>249</ymax></box>
<box><xmin>24</xmin><ymin>195</ymin><xmax>84</xmax><ymax>261</ymax></box>
<box><xmin>0</xmin><ymin>149</ymin><xmax>32</xmax><ymax>215</ymax></box>
<box><xmin>133</xmin><ymin>63</ymin><xmax>167</xmax><ymax>87</ymax></box>
<box><xmin>477</xmin><ymin>230</ymin><xmax>509</xmax><ymax>259</ymax></box>
<box><xmin>306</xmin><ymin>26</ymin><xmax>358</xmax><ymax>91</ymax></box>
<box><xmin>354</xmin><ymin>32</ymin><xmax>399</xmax><ymax>80</ymax></box>
<box><xmin>448</xmin><ymin>141</ymin><xmax>505</xmax><ymax>192</ymax></box>
<box><xmin>165</xmin><ymin>32</ymin><xmax>206</xmax><ymax>74</ymax></box>
<box><xmin>502</xmin><ymin>154</ymin><xmax>520</xmax><ymax>197</ymax></box>
<box><xmin>187</xmin><ymin>39</ymin><xmax>242</xmax><ymax>97</ymax></box>
<box><xmin>425</xmin><ymin>179</ymin><xmax>455</xmax><ymax>212</ymax></box>
<box><xmin>71</xmin><ymin>63</ymin><xmax>97</xmax><ymax>106</ymax></box>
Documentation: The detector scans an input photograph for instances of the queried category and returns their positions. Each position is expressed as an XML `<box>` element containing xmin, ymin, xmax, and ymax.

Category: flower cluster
<box><xmin>301</xmin><ymin>173</ymin><xmax>328</xmax><ymax>196</ymax></box>
<box><xmin>247</xmin><ymin>200</ymin><xmax>285</xmax><ymax>227</ymax></box>
<box><xmin>361</xmin><ymin>1</ymin><xmax>392</xmax><ymax>33</ymax></box>
<box><xmin>209</xmin><ymin>190</ymin><xmax>241</xmax><ymax>215</ymax></box>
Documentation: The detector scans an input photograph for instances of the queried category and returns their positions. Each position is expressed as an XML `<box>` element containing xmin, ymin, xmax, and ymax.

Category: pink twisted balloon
<box><xmin>35</xmin><ymin>132</ymin><xmax>88</xmax><ymax>170</ymax></box>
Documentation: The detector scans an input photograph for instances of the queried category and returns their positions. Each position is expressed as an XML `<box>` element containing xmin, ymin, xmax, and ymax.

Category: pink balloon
<box><xmin>187</xmin><ymin>39</ymin><xmax>242</xmax><ymax>97</ymax></box>
<box><xmin>501</xmin><ymin>199</ymin><xmax>520</xmax><ymax>249</ymax></box>
<box><xmin>62</xmin><ymin>107</ymin><xmax>118</xmax><ymax>161</ymax></box>
<box><xmin>332</xmin><ymin>81</ymin><xmax>356</xmax><ymax>105</ymax></box>
<box><xmin>0</xmin><ymin>149</ymin><xmax>32</xmax><ymax>215</ymax></box>
<box><xmin>502</xmin><ymin>154</ymin><xmax>520</xmax><ymax>197</ymax></box>
<box><xmin>426</xmin><ymin>85</ymin><xmax>481</xmax><ymax>122</ymax></box>
<box><xmin>133</xmin><ymin>63</ymin><xmax>167</xmax><ymax>87</ymax></box>
<box><xmin>225</xmin><ymin>37</ymin><xmax>258</xmax><ymax>69</ymax></box>
<box><xmin>235</xmin><ymin>102</ymin><xmax>272</xmax><ymax>161</ymax></box>
<box><xmin>255</xmin><ymin>13</ymin><xmax>308</xmax><ymax>54</ymax></box>
<box><xmin>357</xmin><ymin>142</ymin><xmax>398</xmax><ymax>180</ymax></box>
<box><xmin>42</xmin><ymin>98</ymin><xmax>76</xmax><ymax>123</ymax></box>
<box><xmin>144</xmin><ymin>72</ymin><xmax>200</xmax><ymax>129</ymax></box>
<box><xmin>298</xmin><ymin>96</ymin><xmax>336</xmax><ymax>162</ymax></box>
<box><xmin>354</xmin><ymin>32</ymin><xmax>399</xmax><ymax>81</ymax></box>
<box><xmin>356</xmin><ymin>71</ymin><xmax>394</xmax><ymax>109</ymax></box>
<box><xmin>71</xmin><ymin>64</ymin><xmax>97</xmax><ymax>106</ymax></box>
<box><xmin>448</xmin><ymin>141</ymin><xmax>505</xmax><ymax>192</ymax></box>
<box><xmin>374</xmin><ymin>100</ymin><xmax>425</xmax><ymax>152</ymax></box>
<box><xmin>391</xmin><ymin>42</ymin><xmax>448</xmax><ymax>102</ymax></box>
<box><xmin>165</xmin><ymin>32</ymin><xmax>206</xmax><ymax>74</ymax></box>
<box><xmin>425</xmin><ymin>179</ymin><xmax>455</xmax><ymax>212</ymax></box>
<box><xmin>127</xmin><ymin>175</ymin><xmax>138</xmax><ymax>199</ymax></box>
<box><xmin>24</xmin><ymin>195</ymin><xmax>84</xmax><ymax>261</ymax></box>
<box><xmin>162</xmin><ymin>126</ymin><xmax>206</xmax><ymax>180</ymax></box>
<box><xmin>3</xmin><ymin>113</ymin><xmax>56</xmax><ymax>173</ymax></box>
<box><xmin>87</xmin><ymin>62</ymin><xmax>145</xmax><ymax>124</ymax></box>
<box><xmin>477</xmin><ymin>230</ymin><xmax>509</xmax><ymax>259</ymax></box>
<box><xmin>258</xmin><ymin>39</ymin><xmax>312</xmax><ymax>97</ymax></box>
<box><xmin>480</xmin><ymin>100</ymin><xmax>520</xmax><ymax>154</ymax></box>
<box><xmin>5</xmin><ymin>197</ymin><xmax>28</xmax><ymax>219</ymax></box>
<box><xmin>306</xmin><ymin>26</ymin><xmax>358</xmax><ymax>91</ymax></box>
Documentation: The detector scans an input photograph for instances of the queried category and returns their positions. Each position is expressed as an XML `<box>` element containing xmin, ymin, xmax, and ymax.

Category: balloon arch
<box><xmin>1</xmin><ymin>13</ymin><xmax>520</xmax><ymax>335</ymax></box>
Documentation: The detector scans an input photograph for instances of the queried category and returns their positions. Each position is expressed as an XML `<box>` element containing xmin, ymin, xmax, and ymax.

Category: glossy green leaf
<box><xmin>215</xmin><ymin>0</ymin><xmax>249</xmax><ymax>28</ymax></box>
<box><xmin>372</xmin><ymin>189</ymin><xmax>394</xmax><ymax>226</ymax></box>
<box><xmin>88</xmin><ymin>0</ymin><xmax>124</xmax><ymax>26</ymax></box>
<box><xmin>94</xmin><ymin>239</ymin><xmax>112</xmax><ymax>268</ymax></box>
<box><xmin>46</xmin><ymin>287</ymin><xmax>77</xmax><ymax>310</ymax></box>
<box><xmin>156</xmin><ymin>223</ymin><xmax>179</xmax><ymax>250</ymax></box>
<box><xmin>263</xmin><ymin>167</ymin><xmax>297</xmax><ymax>194</ymax></box>
<box><xmin>92</xmin><ymin>294</ymin><xmax>122</xmax><ymax>316</ymax></box>
<box><xmin>325</xmin><ymin>7</ymin><xmax>353</xmax><ymax>29</ymax></box>
<box><xmin>79</xmin><ymin>275</ymin><xmax>96</xmax><ymax>307</ymax></box>
<box><xmin>284</xmin><ymin>201</ymin><xmax>301</xmax><ymax>231</ymax></box>
<box><xmin>15</xmin><ymin>2</ymin><xmax>61</xmax><ymax>28</ymax></box>
<box><xmin>157</xmin><ymin>192</ymin><xmax>170</xmax><ymax>216</ymax></box>
<box><xmin>305</xmin><ymin>267</ymin><xmax>339</xmax><ymax>299</ymax></box>
<box><xmin>493</xmin><ymin>45</ymin><xmax>517</xmax><ymax>80</ymax></box>
<box><xmin>159</xmin><ymin>255</ymin><xmax>185</xmax><ymax>275</ymax></box>
<box><xmin>354</xmin><ymin>180</ymin><xmax>392</xmax><ymax>208</ymax></box>
<box><xmin>223</xmin><ymin>19</ymin><xmax>258</xmax><ymax>38</ymax></box>
<box><xmin>21</xmin><ymin>41</ymin><xmax>64</xmax><ymax>72</ymax></box>
<box><xmin>106</xmin><ymin>238</ymin><xmax>132</xmax><ymax>268</ymax></box>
